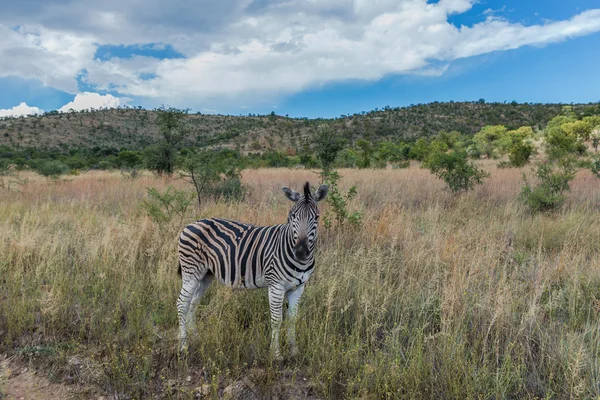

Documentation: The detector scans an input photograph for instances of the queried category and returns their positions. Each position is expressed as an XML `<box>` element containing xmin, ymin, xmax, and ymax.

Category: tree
<box><xmin>508</xmin><ymin>141</ymin><xmax>535</xmax><ymax>167</ymax></box>
<box><xmin>179</xmin><ymin>150</ymin><xmax>244</xmax><ymax>207</ymax></box>
<box><xmin>424</xmin><ymin>150</ymin><xmax>489</xmax><ymax>193</ymax></box>
<box><xmin>495</xmin><ymin>126</ymin><xmax>534</xmax><ymax>155</ymax></box>
<box><xmin>561</xmin><ymin>120</ymin><xmax>593</xmax><ymax>141</ymax></box>
<box><xmin>313</xmin><ymin>125</ymin><xmax>345</xmax><ymax>171</ymax></box>
<box><xmin>544</xmin><ymin>115</ymin><xmax>585</xmax><ymax>160</ymax></box>
<box><xmin>117</xmin><ymin>150</ymin><xmax>142</xmax><ymax>168</ymax></box>
<box><xmin>147</xmin><ymin>106</ymin><xmax>190</xmax><ymax>175</ymax></box>
<box><xmin>409</xmin><ymin>138</ymin><xmax>430</xmax><ymax>161</ymax></box>
<box><xmin>472</xmin><ymin>125</ymin><xmax>507</xmax><ymax>158</ymax></box>
<box><xmin>356</xmin><ymin>139</ymin><xmax>373</xmax><ymax>168</ymax></box>
<box><xmin>35</xmin><ymin>160</ymin><xmax>69</xmax><ymax>181</ymax></box>
<box><xmin>520</xmin><ymin>159</ymin><xmax>578</xmax><ymax>212</ymax></box>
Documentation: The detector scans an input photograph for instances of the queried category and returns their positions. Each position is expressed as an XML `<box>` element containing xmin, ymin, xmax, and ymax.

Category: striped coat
<box><xmin>176</xmin><ymin>182</ymin><xmax>328</xmax><ymax>359</ymax></box>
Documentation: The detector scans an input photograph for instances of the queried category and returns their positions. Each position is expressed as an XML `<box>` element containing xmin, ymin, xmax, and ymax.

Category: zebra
<box><xmin>176</xmin><ymin>181</ymin><xmax>328</xmax><ymax>359</ymax></box>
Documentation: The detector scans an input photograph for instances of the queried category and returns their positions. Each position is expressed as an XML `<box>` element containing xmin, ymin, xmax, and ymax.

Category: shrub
<box><xmin>520</xmin><ymin>160</ymin><xmax>577</xmax><ymax>213</ymax></box>
<box><xmin>318</xmin><ymin>169</ymin><xmax>361</xmax><ymax>229</ymax></box>
<box><xmin>117</xmin><ymin>150</ymin><xmax>142</xmax><ymax>168</ymax></box>
<box><xmin>313</xmin><ymin>125</ymin><xmax>345</xmax><ymax>171</ymax></box>
<box><xmin>179</xmin><ymin>150</ymin><xmax>246</xmax><ymax>207</ymax></box>
<box><xmin>141</xmin><ymin>186</ymin><xmax>194</xmax><ymax>225</ymax></box>
<box><xmin>424</xmin><ymin>150</ymin><xmax>489</xmax><ymax>193</ymax></box>
<box><xmin>35</xmin><ymin>160</ymin><xmax>69</xmax><ymax>181</ymax></box>
<box><xmin>392</xmin><ymin>160</ymin><xmax>410</xmax><ymax>169</ymax></box>
<box><xmin>508</xmin><ymin>141</ymin><xmax>535</xmax><ymax>167</ymax></box>
<box><xmin>96</xmin><ymin>160</ymin><xmax>115</xmax><ymax>170</ymax></box>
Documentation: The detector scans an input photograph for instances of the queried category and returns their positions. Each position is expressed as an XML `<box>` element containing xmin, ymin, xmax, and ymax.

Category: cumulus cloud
<box><xmin>0</xmin><ymin>0</ymin><xmax>599</xmax><ymax>108</ymax></box>
<box><xmin>0</xmin><ymin>102</ymin><xmax>43</xmax><ymax>118</ymax></box>
<box><xmin>58</xmin><ymin>92</ymin><xmax>125</xmax><ymax>112</ymax></box>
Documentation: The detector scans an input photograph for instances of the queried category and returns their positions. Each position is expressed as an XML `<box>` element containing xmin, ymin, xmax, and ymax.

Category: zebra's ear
<box><xmin>314</xmin><ymin>184</ymin><xmax>329</xmax><ymax>202</ymax></box>
<box><xmin>282</xmin><ymin>186</ymin><xmax>300</xmax><ymax>202</ymax></box>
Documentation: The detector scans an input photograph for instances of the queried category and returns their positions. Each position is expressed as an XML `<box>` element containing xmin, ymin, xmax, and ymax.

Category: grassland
<box><xmin>1</xmin><ymin>165</ymin><xmax>600</xmax><ymax>399</ymax></box>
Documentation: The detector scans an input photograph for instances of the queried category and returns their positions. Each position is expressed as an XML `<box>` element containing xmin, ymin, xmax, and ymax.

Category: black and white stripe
<box><xmin>177</xmin><ymin>181</ymin><xmax>328</xmax><ymax>358</ymax></box>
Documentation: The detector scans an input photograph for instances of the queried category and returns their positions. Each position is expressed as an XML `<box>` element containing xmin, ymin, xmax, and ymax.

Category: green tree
<box><xmin>334</xmin><ymin>148</ymin><xmax>358</xmax><ymax>168</ymax></box>
<box><xmin>179</xmin><ymin>150</ymin><xmax>244</xmax><ymax>207</ymax></box>
<box><xmin>409</xmin><ymin>138</ymin><xmax>430</xmax><ymax>161</ymax></box>
<box><xmin>35</xmin><ymin>160</ymin><xmax>69</xmax><ymax>181</ymax></box>
<box><xmin>424</xmin><ymin>150</ymin><xmax>489</xmax><ymax>193</ymax></box>
<box><xmin>544</xmin><ymin>116</ymin><xmax>583</xmax><ymax>160</ymax></box>
<box><xmin>508</xmin><ymin>141</ymin><xmax>535</xmax><ymax>167</ymax></box>
<box><xmin>495</xmin><ymin>126</ymin><xmax>534</xmax><ymax>155</ymax></box>
<box><xmin>436</xmin><ymin>131</ymin><xmax>461</xmax><ymax>149</ymax></box>
<box><xmin>313</xmin><ymin>125</ymin><xmax>345</xmax><ymax>171</ymax></box>
<box><xmin>356</xmin><ymin>139</ymin><xmax>373</xmax><ymax>169</ymax></box>
<box><xmin>520</xmin><ymin>159</ymin><xmax>578</xmax><ymax>212</ymax></box>
<box><xmin>148</xmin><ymin>106</ymin><xmax>190</xmax><ymax>175</ymax></box>
<box><xmin>117</xmin><ymin>150</ymin><xmax>142</xmax><ymax>168</ymax></box>
<box><xmin>472</xmin><ymin>125</ymin><xmax>507</xmax><ymax>158</ymax></box>
<box><xmin>561</xmin><ymin>120</ymin><xmax>593</xmax><ymax>141</ymax></box>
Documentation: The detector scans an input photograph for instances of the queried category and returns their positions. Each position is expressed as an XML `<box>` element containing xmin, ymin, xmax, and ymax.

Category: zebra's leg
<box><xmin>177</xmin><ymin>269</ymin><xmax>203</xmax><ymax>352</ymax></box>
<box><xmin>285</xmin><ymin>284</ymin><xmax>305</xmax><ymax>357</ymax></box>
<box><xmin>186</xmin><ymin>273</ymin><xmax>214</xmax><ymax>336</ymax></box>
<box><xmin>267</xmin><ymin>283</ymin><xmax>286</xmax><ymax>361</ymax></box>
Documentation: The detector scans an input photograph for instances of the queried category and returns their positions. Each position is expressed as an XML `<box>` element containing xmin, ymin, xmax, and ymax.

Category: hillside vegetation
<box><xmin>1</xmin><ymin>101</ymin><xmax>599</xmax><ymax>152</ymax></box>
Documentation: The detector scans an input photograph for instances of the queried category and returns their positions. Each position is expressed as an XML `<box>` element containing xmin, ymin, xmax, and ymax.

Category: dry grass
<box><xmin>1</xmin><ymin>165</ymin><xmax>600</xmax><ymax>399</ymax></box>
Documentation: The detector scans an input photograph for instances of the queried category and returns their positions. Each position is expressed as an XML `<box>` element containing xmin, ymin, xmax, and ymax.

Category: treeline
<box><xmin>1</xmin><ymin>104</ymin><xmax>600</xmax><ymax>182</ymax></box>
<box><xmin>2</xmin><ymin>101</ymin><xmax>599</xmax><ymax>153</ymax></box>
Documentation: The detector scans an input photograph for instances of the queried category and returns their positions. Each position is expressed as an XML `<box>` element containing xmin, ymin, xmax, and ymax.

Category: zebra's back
<box><xmin>178</xmin><ymin>218</ymin><xmax>281</xmax><ymax>289</ymax></box>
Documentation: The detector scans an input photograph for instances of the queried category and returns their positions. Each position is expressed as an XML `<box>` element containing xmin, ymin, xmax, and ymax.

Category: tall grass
<box><xmin>1</xmin><ymin>165</ymin><xmax>600</xmax><ymax>398</ymax></box>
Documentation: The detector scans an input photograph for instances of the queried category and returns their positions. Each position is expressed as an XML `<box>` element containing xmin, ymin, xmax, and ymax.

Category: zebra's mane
<box><xmin>303</xmin><ymin>181</ymin><xmax>311</xmax><ymax>199</ymax></box>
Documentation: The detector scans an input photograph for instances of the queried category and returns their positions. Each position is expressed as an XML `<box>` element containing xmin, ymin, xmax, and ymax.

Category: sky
<box><xmin>0</xmin><ymin>0</ymin><xmax>599</xmax><ymax>118</ymax></box>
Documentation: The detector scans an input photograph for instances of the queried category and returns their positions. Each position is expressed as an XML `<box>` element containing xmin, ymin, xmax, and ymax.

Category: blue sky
<box><xmin>0</xmin><ymin>0</ymin><xmax>599</xmax><ymax>118</ymax></box>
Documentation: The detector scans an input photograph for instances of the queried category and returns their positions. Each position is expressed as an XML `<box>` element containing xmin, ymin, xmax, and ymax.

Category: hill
<box><xmin>1</xmin><ymin>101</ymin><xmax>599</xmax><ymax>152</ymax></box>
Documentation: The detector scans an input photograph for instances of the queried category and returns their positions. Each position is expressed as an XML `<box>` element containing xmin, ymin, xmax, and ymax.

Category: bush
<box><xmin>141</xmin><ymin>186</ymin><xmax>194</xmax><ymax>225</ymax></box>
<box><xmin>96</xmin><ymin>160</ymin><xmax>115</xmax><ymax>170</ymax></box>
<box><xmin>313</xmin><ymin>125</ymin><xmax>345</xmax><ymax>171</ymax></box>
<box><xmin>392</xmin><ymin>160</ymin><xmax>410</xmax><ymax>169</ymax></box>
<box><xmin>179</xmin><ymin>149</ymin><xmax>246</xmax><ymax>207</ymax></box>
<box><xmin>424</xmin><ymin>150</ymin><xmax>489</xmax><ymax>193</ymax></box>
<box><xmin>318</xmin><ymin>169</ymin><xmax>361</xmax><ymax>229</ymax></box>
<box><xmin>117</xmin><ymin>150</ymin><xmax>142</xmax><ymax>168</ymax></box>
<box><xmin>210</xmin><ymin>176</ymin><xmax>247</xmax><ymax>202</ymax></box>
<box><xmin>508</xmin><ymin>141</ymin><xmax>535</xmax><ymax>167</ymax></box>
<box><xmin>35</xmin><ymin>160</ymin><xmax>69</xmax><ymax>181</ymax></box>
<box><xmin>142</xmin><ymin>143</ymin><xmax>171</xmax><ymax>174</ymax></box>
<box><xmin>520</xmin><ymin>161</ymin><xmax>577</xmax><ymax>213</ymax></box>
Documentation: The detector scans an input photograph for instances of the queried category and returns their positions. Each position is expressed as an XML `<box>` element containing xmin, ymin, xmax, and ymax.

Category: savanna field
<box><xmin>1</xmin><ymin>165</ymin><xmax>600</xmax><ymax>399</ymax></box>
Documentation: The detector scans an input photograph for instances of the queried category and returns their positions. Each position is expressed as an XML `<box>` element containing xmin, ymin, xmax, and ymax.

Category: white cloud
<box><xmin>0</xmin><ymin>102</ymin><xmax>43</xmax><ymax>118</ymax></box>
<box><xmin>0</xmin><ymin>24</ymin><xmax>97</xmax><ymax>93</ymax></box>
<box><xmin>0</xmin><ymin>1</ymin><xmax>599</xmax><ymax>108</ymax></box>
<box><xmin>58</xmin><ymin>92</ymin><xmax>125</xmax><ymax>112</ymax></box>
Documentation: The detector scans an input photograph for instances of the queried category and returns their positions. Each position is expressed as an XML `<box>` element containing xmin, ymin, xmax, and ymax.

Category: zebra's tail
<box><xmin>177</xmin><ymin>261</ymin><xmax>182</xmax><ymax>276</ymax></box>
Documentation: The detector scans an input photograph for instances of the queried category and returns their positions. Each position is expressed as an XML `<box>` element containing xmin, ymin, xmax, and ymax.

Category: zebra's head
<box><xmin>281</xmin><ymin>182</ymin><xmax>328</xmax><ymax>261</ymax></box>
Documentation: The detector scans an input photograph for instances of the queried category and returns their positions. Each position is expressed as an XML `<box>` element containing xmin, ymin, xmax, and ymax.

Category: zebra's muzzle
<box><xmin>294</xmin><ymin>238</ymin><xmax>309</xmax><ymax>261</ymax></box>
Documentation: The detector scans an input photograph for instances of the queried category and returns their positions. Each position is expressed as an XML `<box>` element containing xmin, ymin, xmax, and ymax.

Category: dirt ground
<box><xmin>0</xmin><ymin>356</ymin><xmax>78</xmax><ymax>400</ymax></box>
